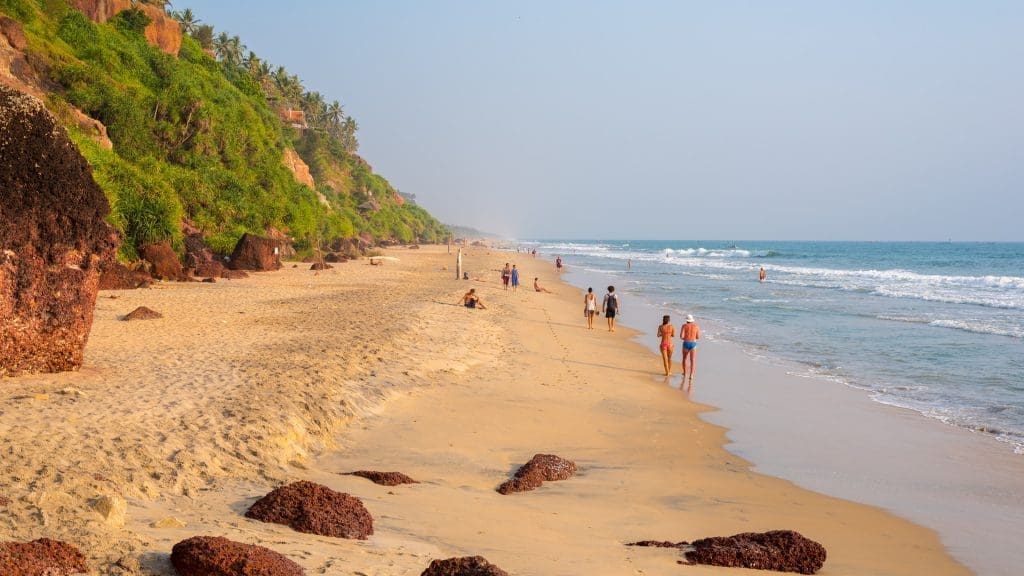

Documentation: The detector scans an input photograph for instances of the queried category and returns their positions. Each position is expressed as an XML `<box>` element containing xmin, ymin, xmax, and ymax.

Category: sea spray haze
<box><xmin>529</xmin><ymin>240</ymin><xmax>1024</xmax><ymax>453</ymax></box>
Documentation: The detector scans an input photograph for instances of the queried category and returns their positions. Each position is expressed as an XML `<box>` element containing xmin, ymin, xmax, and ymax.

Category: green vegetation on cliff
<box><xmin>0</xmin><ymin>0</ymin><xmax>447</xmax><ymax>259</ymax></box>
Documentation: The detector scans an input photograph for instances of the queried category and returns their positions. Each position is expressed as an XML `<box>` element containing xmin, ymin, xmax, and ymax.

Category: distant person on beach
<box><xmin>628</xmin><ymin>258</ymin><xmax>632</xmax><ymax>270</ymax></box>
<box><xmin>602</xmin><ymin>286</ymin><xmax>620</xmax><ymax>332</ymax></box>
<box><xmin>759</xmin><ymin>267</ymin><xmax>767</xmax><ymax>282</ymax></box>
<box><xmin>532</xmin><ymin>249</ymin><xmax>537</xmax><ymax>257</ymax></box>
<box><xmin>534</xmin><ymin>277</ymin><xmax>553</xmax><ymax>293</ymax></box>
<box><xmin>510</xmin><ymin>265</ymin><xmax>520</xmax><ymax>292</ymax></box>
<box><xmin>501</xmin><ymin>263</ymin><xmax>511</xmax><ymax>290</ymax></box>
<box><xmin>681</xmin><ymin>314</ymin><xmax>700</xmax><ymax>383</ymax></box>
<box><xmin>583</xmin><ymin>287</ymin><xmax>598</xmax><ymax>330</ymax></box>
<box><xmin>555</xmin><ymin>256</ymin><xmax>563</xmax><ymax>271</ymax></box>
<box><xmin>460</xmin><ymin>288</ymin><xmax>487</xmax><ymax>309</ymax></box>
<box><xmin>657</xmin><ymin>315</ymin><xmax>675</xmax><ymax>375</ymax></box>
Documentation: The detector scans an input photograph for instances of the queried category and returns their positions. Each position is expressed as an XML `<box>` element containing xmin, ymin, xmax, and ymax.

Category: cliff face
<box><xmin>71</xmin><ymin>0</ymin><xmax>181</xmax><ymax>55</ymax></box>
<box><xmin>282</xmin><ymin>147</ymin><xmax>315</xmax><ymax>189</ymax></box>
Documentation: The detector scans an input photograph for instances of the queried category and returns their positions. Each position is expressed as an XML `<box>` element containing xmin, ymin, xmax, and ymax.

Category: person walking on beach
<box><xmin>657</xmin><ymin>315</ymin><xmax>675</xmax><ymax>375</ymax></box>
<box><xmin>583</xmin><ymin>287</ymin><xmax>598</xmax><ymax>330</ymax></box>
<box><xmin>555</xmin><ymin>256</ymin><xmax>563</xmax><ymax>271</ymax></box>
<box><xmin>602</xmin><ymin>286</ymin><xmax>620</xmax><ymax>332</ymax></box>
<box><xmin>501</xmin><ymin>263</ymin><xmax>511</xmax><ymax>290</ymax></box>
<box><xmin>510</xmin><ymin>264</ymin><xmax>520</xmax><ymax>292</ymax></box>
<box><xmin>459</xmin><ymin>288</ymin><xmax>487</xmax><ymax>309</ymax></box>
<box><xmin>681</xmin><ymin>314</ymin><xmax>700</xmax><ymax>384</ymax></box>
<box><xmin>759</xmin><ymin>267</ymin><xmax>767</xmax><ymax>282</ymax></box>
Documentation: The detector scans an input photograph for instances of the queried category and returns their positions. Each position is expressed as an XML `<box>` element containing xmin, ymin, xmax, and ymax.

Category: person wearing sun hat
<box><xmin>681</xmin><ymin>314</ymin><xmax>701</xmax><ymax>385</ymax></box>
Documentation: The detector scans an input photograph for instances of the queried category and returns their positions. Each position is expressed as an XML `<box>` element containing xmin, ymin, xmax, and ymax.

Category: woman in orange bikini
<box><xmin>657</xmin><ymin>315</ymin><xmax>674</xmax><ymax>376</ymax></box>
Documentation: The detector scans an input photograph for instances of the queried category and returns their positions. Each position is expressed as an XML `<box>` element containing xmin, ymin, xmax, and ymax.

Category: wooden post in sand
<box><xmin>456</xmin><ymin>248</ymin><xmax>462</xmax><ymax>280</ymax></box>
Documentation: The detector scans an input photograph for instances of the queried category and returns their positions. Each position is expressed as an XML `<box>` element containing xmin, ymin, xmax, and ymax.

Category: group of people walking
<box><xmin>583</xmin><ymin>286</ymin><xmax>621</xmax><ymax>332</ymax></box>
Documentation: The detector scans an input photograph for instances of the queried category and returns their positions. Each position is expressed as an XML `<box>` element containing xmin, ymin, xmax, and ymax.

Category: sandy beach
<box><xmin>0</xmin><ymin>246</ymin><xmax>972</xmax><ymax>575</ymax></box>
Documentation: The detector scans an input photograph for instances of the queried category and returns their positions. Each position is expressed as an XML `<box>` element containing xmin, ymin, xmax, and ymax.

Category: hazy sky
<box><xmin>176</xmin><ymin>1</ymin><xmax>1022</xmax><ymax>240</ymax></box>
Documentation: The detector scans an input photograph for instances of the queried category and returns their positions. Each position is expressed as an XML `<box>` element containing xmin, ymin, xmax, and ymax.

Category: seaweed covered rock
<box><xmin>421</xmin><ymin>556</ymin><xmax>508</xmax><ymax>576</ymax></box>
<box><xmin>685</xmin><ymin>530</ymin><xmax>826</xmax><ymax>574</ymax></box>
<box><xmin>228</xmin><ymin>233</ymin><xmax>282</xmax><ymax>271</ymax></box>
<box><xmin>0</xmin><ymin>538</ymin><xmax>90</xmax><ymax>576</ymax></box>
<box><xmin>496</xmin><ymin>453</ymin><xmax>576</xmax><ymax>494</ymax></box>
<box><xmin>170</xmin><ymin>536</ymin><xmax>304</xmax><ymax>576</ymax></box>
<box><xmin>0</xmin><ymin>86</ymin><xmax>118</xmax><ymax>377</ymax></box>
<box><xmin>343</xmin><ymin>470</ymin><xmax>419</xmax><ymax>486</ymax></box>
<box><xmin>245</xmin><ymin>480</ymin><xmax>373</xmax><ymax>539</ymax></box>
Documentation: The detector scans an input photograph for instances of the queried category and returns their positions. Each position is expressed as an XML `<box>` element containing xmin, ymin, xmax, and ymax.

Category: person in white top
<box><xmin>583</xmin><ymin>287</ymin><xmax>598</xmax><ymax>330</ymax></box>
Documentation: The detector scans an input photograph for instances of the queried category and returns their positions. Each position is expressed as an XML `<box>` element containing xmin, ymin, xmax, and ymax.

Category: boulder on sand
<box><xmin>98</xmin><ymin>260</ymin><xmax>152</xmax><ymax>290</ymax></box>
<box><xmin>141</xmin><ymin>241</ymin><xmax>185</xmax><ymax>281</ymax></box>
<box><xmin>0</xmin><ymin>538</ymin><xmax>90</xmax><ymax>576</ymax></box>
<box><xmin>183</xmin><ymin>231</ymin><xmax>224</xmax><ymax>278</ymax></box>
<box><xmin>123</xmin><ymin>306</ymin><xmax>162</xmax><ymax>321</ymax></box>
<box><xmin>245</xmin><ymin>480</ymin><xmax>373</xmax><ymax>539</ymax></box>
<box><xmin>0</xmin><ymin>85</ymin><xmax>118</xmax><ymax>377</ymax></box>
<box><xmin>420</xmin><ymin>556</ymin><xmax>508</xmax><ymax>576</ymax></box>
<box><xmin>496</xmin><ymin>454</ymin><xmax>576</xmax><ymax>494</ymax></box>
<box><xmin>342</xmin><ymin>470</ymin><xmax>419</xmax><ymax>486</ymax></box>
<box><xmin>227</xmin><ymin>233</ymin><xmax>282</xmax><ymax>271</ymax></box>
<box><xmin>684</xmin><ymin>530</ymin><xmax>826</xmax><ymax>574</ymax></box>
<box><xmin>170</xmin><ymin>536</ymin><xmax>303</xmax><ymax>576</ymax></box>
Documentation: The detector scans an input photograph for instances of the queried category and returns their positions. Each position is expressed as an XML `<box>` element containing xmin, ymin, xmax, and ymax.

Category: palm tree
<box><xmin>191</xmin><ymin>24</ymin><xmax>214</xmax><ymax>50</ymax></box>
<box><xmin>172</xmin><ymin>8</ymin><xmax>200</xmax><ymax>34</ymax></box>
<box><xmin>325</xmin><ymin>100</ymin><xmax>344</xmax><ymax>131</ymax></box>
<box><xmin>213</xmin><ymin>32</ymin><xmax>243</xmax><ymax>67</ymax></box>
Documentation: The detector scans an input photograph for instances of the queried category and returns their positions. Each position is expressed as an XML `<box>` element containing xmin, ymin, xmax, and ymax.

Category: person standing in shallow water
<box><xmin>657</xmin><ymin>315</ymin><xmax>674</xmax><ymax>375</ymax></box>
<box><xmin>681</xmin><ymin>314</ymin><xmax>700</xmax><ymax>384</ymax></box>
<box><xmin>602</xmin><ymin>286</ymin><xmax>620</xmax><ymax>332</ymax></box>
<box><xmin>583</xmin><ymin>287</ymin><xmax>598</xmax><ymax>330</ymax></box>
<box><xmin>759</xmin><ymin>267</ymin><xmax>767</xmax><ymax>282</ymax></box>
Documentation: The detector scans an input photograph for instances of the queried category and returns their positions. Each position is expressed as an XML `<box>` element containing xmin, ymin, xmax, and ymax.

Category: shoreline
<box><xmin>559</xmin><ymin>261</ymin><xmax>1024</xmax><ymax>576</ymax></box>
<box><xmin>0</xmin><ymin>246</ymin><xmax>972</xmax><ymax>575</ymax></box>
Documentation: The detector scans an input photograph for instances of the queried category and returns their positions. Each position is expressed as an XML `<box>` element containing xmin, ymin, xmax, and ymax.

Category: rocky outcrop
<box><xmin>141</xmin><ymin>241</ymin><xmax>185</xmax><ymax>281</ymax></box>
<box><xmin>221</xmin><ymin>269</ymin><xmax>249</xmax><ymax>280</ymax></box>
<box><xmin>684</xmin><ymin>531</ymin><xmax>827</xmax><ymax>574</ymax></box>
<box><xmin>98</xmin><ymin>261</ymin><xmax>152</xmax><ymax>289</ymax></box>
<box><xmin>420</xmin><ymin>556</ymin><xmax>509</xmax><ymax>576</ymax></box>
<box><xmin>343</xmin><ymin>471</ymin><xmax>419</xmax><ymax>486</ymax></box>
<box><xmin>282</xmin><ymin>147</ymin><xmax>315</xmax><ymax>189</ymax></box>
<box><xmin>245</xmin><ymin>480</ymin><xmax>374</xmax><ymax>539</ymax></box>
<box><xmin>265</xmin><ymin>227</ymin><xmax>296</xmax><ymax>260</ymax></box>
<box><xmin>0</xmin><ymin>17</ymin><xmax>27</xmax><ymax>51</ymax></box>
<box><xmin>170</xmin><ymin>536</ymin><xmax>304</xmax><ymax>576</ymax></box>
<box><xmin>183</xmin><ymin>232</ymin><xmax>225</xmax><ymax>278</ymax></box>
<box><xmin>70</xmin><ymin>0</ymin><xmax>182</xmax><ymax>55</ymax></box>
<box><xmin>496</xmin><ymin>454</ymin><xmax>577</xmax><ymax>494</ymax></box>
<box><xmin>228</xmin><ymin>233</ymin><xmax>282</xmax><ymax>271</ymax></box>
<box><xmin>123</xmin><ymin>306</ymin><xmax>162</xmax><ymax>321</ymax></box>
<box><xmin>0</xmin><ymin>538</ymin><xmax>90</xmax><ymax>576</ymax></box>
<box><xmin>310</xmin><ymin>262</ymin><xmax>332</xmax><ymax>270</ymax></box>
<box><xmin>0</xmin><ymin>86</ymin><xmax>118</xmax><ymax>377</ymax></box>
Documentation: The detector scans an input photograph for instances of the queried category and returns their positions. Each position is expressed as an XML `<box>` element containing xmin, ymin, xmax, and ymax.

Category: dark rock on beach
<box><xmin>170</xmin><ymin>536</ymin><xmax>304</xmax><ymax>576</ymax></box>
<box><xmin>343</xmin><ymin>470</ymin><xmax>419</xmax><ymax>486</ymax></box>
<box><xmin>420</xmin><ymin>556</ymin><xmax>509</xmax><ymax>576</ymax></box>
<box><xmin>497</xmin><ymin>453</ymin><xmax>577</xmax><ymax>494</ymax></box>
<box><xmin>221</xmin><ymin>269</ymin><xmax>250</xmax><ymax>280</ymax></box>
<box><xmin>98</xmin><ymin>261</ymin><xmax>153</xmax><ymax>290</ymax></box>
<box><xmin>228</xmin><ymin>233</ymin><xmax>282</xmax><ymax>271</ymax></box>
<box><xmin>0</xmin><ymin>86</ymin><xmax>118</xmax><ymax>377</ymax></box>
<box><xmin>684</xmin><ymin>530</ymin><xmax>827</xmax><ymax>574</ymax></box>
<box><xmin>310</xmin><ymin>262</ymin><xmax>332</xmax><ymax>270</ymax></box>
<box><xmin>123</xmin><ymin>306</ymin><xmax>163</xmax><ymax>321</ymax></box>
<box><xmin>627</xmin><ymin>540</ymin><xmax>687</xmax><ymax>549</ymax></box>
<box><xmin>202</xmin><ymin>277</ymin><xmax>217</xmax><ymax>283</ymax></box>
<box><xmin>0</xmin><ymin>538</ymin><xmax>90</xmax><ymax>576</ymax></box>
<box><xmin>245</xmin><ymin>480</ymin><xmax>374</xmax><ymax>539</ymax></box>
<box><xmin>184</xmin><ymin>231</ymin><xmax>225</xmax><ymax>278</ymax></box>
<box><xmin>141</xmin><ymin>240</ymin><xmax>185</xmax><ymax>281</ymax></box>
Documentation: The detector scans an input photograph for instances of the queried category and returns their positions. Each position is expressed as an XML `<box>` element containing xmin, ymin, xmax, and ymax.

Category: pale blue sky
<box><xmin>176</xmin><ymin>1</ymin><xmax>1023</xmax><ymax>240</ymax></box>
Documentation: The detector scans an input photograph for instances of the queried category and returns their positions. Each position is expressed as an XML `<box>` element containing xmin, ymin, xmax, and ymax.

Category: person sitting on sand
<box><xmin>657</xmin><ymin>315</ymin><xmax>675</xmax><ymax>376</ymax></box>
<box><xmin>460</xmin><ymin>288</ymin><xmax>487</xmax><ymax>309</ymax></box>
<box><xmin>534</xmin><ymin>277</ymin><xmax>553</xmax><ymax>293</ymax></box>
<box><xmin>681</xmin><ymin>314</ymin><xmax>700</xmax><ymax>384</ymax></box>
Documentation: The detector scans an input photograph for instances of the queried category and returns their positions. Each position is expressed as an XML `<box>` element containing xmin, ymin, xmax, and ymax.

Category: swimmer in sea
<box><xmin>759</xmin><ymin>267</ymin><xmax>767</xmax><ymax>282</ymax></box>
<box><xmin>657</xmin><ymin>315</ymin><xmax>675</xmax><ymax>375</ymax></box>
<box><xmin>680</xmin><ymin>314</ymin><xmax>700</xmax><ymax>384</ymax></box>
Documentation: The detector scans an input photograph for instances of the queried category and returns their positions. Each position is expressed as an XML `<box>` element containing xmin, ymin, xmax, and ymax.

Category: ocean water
<box><xmin>522</xmin><ymin>240</ymin><xmax>1024</xmax><ymax>454</ymax></box>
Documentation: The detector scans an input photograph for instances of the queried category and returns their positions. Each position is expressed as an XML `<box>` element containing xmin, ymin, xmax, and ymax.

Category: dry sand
<box><xmin>0</xmin><ymin>246</ymin><xmax>971</xmax><ymax>575</ymax></box>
